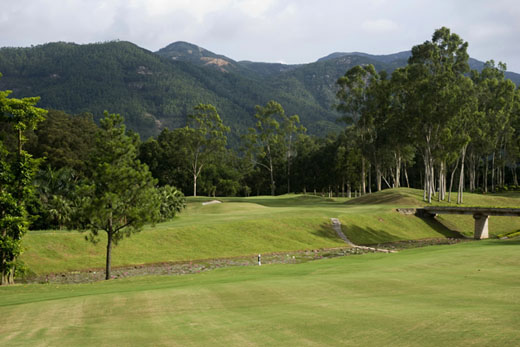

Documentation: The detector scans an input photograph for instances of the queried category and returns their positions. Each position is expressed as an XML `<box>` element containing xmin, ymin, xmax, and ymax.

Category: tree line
<box><xmin>1</xmin><ymin>27</ymin><xmax>519</xmax><ymax>284</ymax></box>
<box><xmin>140</xmin><ymin>28</ymin><xmax>520</xmax><ymax>202</ymax></box>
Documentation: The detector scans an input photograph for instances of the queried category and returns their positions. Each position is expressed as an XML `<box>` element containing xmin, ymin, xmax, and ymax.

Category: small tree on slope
<box><xmin>74</xmin><ymin>112</ymin><xmax>161</xmax><ymax>280</ymax></box>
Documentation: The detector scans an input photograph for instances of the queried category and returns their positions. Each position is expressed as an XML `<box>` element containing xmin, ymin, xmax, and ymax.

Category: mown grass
<box><xmin>22</xmin><ymin>195</ymin><xmax>352</xmax><ymax>275</ymax></box>
<box><xmin>346</xmin><ymin>188</ymin><xmax>520</xmax><ymax>238</ymax></box>
<box><xmin>2</xmin><ymin>239</ymin><xmax>519</xmax><ymax>346</ymax></box>
<box><xmin>21</xmin><ymin>189</ymin><xmax>520</xmax><ymax>275</ymax></box>
<box><xmin>347</xmin><ymin>187</ymin><xmax>520</xmax><ymax>208</ymax></box>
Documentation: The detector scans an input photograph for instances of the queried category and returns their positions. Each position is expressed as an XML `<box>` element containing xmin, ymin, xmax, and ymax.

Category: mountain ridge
<box><xmin>0</xmin><ymin>40</ymin><xmax>518</xmax><ymax>141</ymax></box>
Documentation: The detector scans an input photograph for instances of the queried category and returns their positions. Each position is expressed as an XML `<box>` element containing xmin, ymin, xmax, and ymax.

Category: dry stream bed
<box><xmin>22</xmin><ymin>238</ymin><xmax>470</xmax><ymax>284</ymax></box>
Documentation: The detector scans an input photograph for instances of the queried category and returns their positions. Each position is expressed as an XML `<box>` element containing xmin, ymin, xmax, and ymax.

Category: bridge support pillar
<box><xmin>473</xmin><ymin>214</ymin><xmax>489</xmax><ymax>239</ymax></box>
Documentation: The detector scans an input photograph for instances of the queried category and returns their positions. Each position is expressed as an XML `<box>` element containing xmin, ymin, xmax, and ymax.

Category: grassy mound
<box><xmin>345</xmin><ymin>188</ymin><xmax>520</xmax><ymax>238</ymax></box>
<box><xmin>347</xmin><ymin>187</ymin><xmax>520</xmax><ymax>208</ymax></box>
<box><xmin>22</xmin><ymin>196</ymin><xmax>355</xmax><ymax>275</ymax></box>
<box><xmin>3</xmin><ymin>239</ymin><xmax>520</xmax><ymax>346</ymax></box>
<box><xmin>346</xmin><ymin>188</ymin><xmax>423</xmax><ymax>206</ymax></box>
<box><xmin>339</xmin><ymin>209</ymin><xmax>461</xmax><ymax>245</ymax></box>
<box><xmin>20</xmin><ymin>191</ymin><xmax>520</xmax><ymax>275</ymax></box>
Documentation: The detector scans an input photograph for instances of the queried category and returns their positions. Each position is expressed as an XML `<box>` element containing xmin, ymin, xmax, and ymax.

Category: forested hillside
<box><xmin>0</xmin><ymin>41</ymin><xmax>260</xmax><ymax>139</ymax></box>
<box><xmin>1</xmin><ymin>40</ymin><xmax>518</xmax><ymax>140</ymax></box>
<box><xmin>0</xmin><ymin>41</ymin><xmax>339</xmax><ymax>140</ymax></box>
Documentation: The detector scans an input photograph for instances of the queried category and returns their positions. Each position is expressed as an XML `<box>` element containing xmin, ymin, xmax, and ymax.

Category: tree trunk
<box><xmin>1</xmin><ymin>266</ymin><xmax>15</xmax><ymax>285</ymax></box>
<box><xmin>442</xmin><ymin>162</ymin><xmax>447</xmax><ymax>200</ymax></box>
<box><xmin>270</xmin><ymin>169</ymin><xmax>275</xmax><ymax>196</ymax></box>
<box><xmin>1</xmin><ymin>226</ymin><xmax>11</xmax><ymax>285</ymax></box>
<box><xmin>193</xmin><ymin>174</ymin><xmax>197</xmax><ymax>197</ymax></box>
<box><xmin>424</xmin><ymin>150</ymin><xmax>433</xmax><ymax>203</ymax></box>
<box><xmin>368</xmin><ymin>165</ymin><xmax>372</xmax><ymax>194</ymax></box>
<box><xmin>287</xmin><ymin>158</ymin><xmax>291</xmax><ymax>194</ymax></box>
<box><xmin>423</xmin><ymin>159</ymin><xmax>427</xmax><ymax>202</ymax></box>
<box><xmin>105</xmin><ymin>232</ymin><xmax>113</xmax><ymax>280</ymax></box>
<box><xmin>468</xmin><ymin>155</ymin><xmax>473</xmax><ymax>192</ymax></box>
<box><xmin>269</xmin><ymin>155</ymin><xmax>275</xmax><ymax>196</ymax></box>
<box><xmin>404</xmin><ymin>166</ymin><xmax>410</xmax><ymax>188</ymax></box>
<box><xmin>448</xmin><ymin>157</ymin><xmax>459</xmax><ymax>203</ymax></box>
<box><xmin>457</xmin><ymin>145</ymin><xmax>467</xmax><ymax>204</ymax></box>
<box><xmin>431</xmin><ymin>163</ymin><xmax>435</xmax><ymax>199</ymax></box>
<box><xmin>361</xmin><ymin>157</ymin><xmax>366</xmax><ymax>195</ymax></box>
<box><xmin>438</xmin><ymin>162</ymin><xmax>443</xmax><ymax>202</ymax></box>
<box><xmin>484</xmin><ymin>156</ymin><xmax>488</xmax><ymax>193</ymax></box>
<box><xmin>491</xmin><ymin>151</ymin><xmax>496</xmax><ymax>192</ymax></box>
<box><xmin>376</xmin><ymin>167</ymin><xmax>382</xmax><ymax>191</ymax></box>
<box><xmin>389</xmin><ymin>169</ymin><xmax>396</xmax><ymax>189</ymax></box>
<box><xmin>382</xmin><ymin>175</ymin><xmax>392</xmax><ymax>189</ymax></box>
<box><xmin>394</xmin><ymin>152</ymin><xmax>401</xmax><ymax>189</ymax></box>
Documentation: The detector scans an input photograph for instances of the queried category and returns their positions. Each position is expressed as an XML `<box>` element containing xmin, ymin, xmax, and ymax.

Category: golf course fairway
<box><xmin>1</xmin><ymin>238</ymin><xmax>519</xmax><ymax>346</ymax></box>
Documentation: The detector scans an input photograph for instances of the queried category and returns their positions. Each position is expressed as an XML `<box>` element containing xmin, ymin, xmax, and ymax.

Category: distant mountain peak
<box><xmin>156</xmin><ymin>41</ymin><xmax>237</xmax><ymax>72</ymax></box>
<box><xmin>317</xmin><ymin>51</ymin><xmax>412</xmax><ymax>64</ymax></box>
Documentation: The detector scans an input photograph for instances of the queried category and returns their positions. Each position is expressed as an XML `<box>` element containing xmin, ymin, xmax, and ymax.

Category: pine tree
<box><xmin>74</xmin><ymin>112</ymin><xmax>161</xmax><ymax>280</ymax></box>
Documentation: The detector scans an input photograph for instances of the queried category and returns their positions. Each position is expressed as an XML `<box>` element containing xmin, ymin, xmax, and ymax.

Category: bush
<box><xmin>158</xmin><ymin>185</ymin><xmax>186</xmax><ymax>222</ymax></box>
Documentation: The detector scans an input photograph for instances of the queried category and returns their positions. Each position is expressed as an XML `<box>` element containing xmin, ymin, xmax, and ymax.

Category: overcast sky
<box><xmin>1</xmin><ymin>0</ymin><xmax>520</xmax><ymax>71</ymax></box>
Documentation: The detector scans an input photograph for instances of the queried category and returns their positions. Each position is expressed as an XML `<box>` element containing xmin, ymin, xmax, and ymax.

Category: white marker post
<box><xmin>258</xmin><ymin>254</ymin><xmax>261</xmax><ymax>266</ymax></box>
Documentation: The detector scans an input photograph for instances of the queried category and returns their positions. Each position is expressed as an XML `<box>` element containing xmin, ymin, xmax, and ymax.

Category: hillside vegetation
<box><xmin>2</xmin><ymin>40</ymin><xmax>518</xmax><ymax>139</ymax></box>
<box><xmin>0</xmin><ymin>41</ymin><xmax>342</xmax><ymax>139</ymax></box>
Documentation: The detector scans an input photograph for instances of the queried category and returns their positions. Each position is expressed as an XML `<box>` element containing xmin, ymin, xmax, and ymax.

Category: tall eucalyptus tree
<box><xmin>400</xmin><ymin>27</ymin><xmax>471</xmax><ymax>203</ymax></box>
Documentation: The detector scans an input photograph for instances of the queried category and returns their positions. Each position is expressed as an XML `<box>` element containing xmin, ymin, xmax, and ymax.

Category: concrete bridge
<box><xmin>419</xmin><ymin>207</ymin><xmax>520</xmax><ymax>239</ymax></box>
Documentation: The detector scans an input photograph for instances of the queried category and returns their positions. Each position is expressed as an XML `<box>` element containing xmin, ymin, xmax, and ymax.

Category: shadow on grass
<box><xmin>341</xmin><ymin>216</ymin><xmax>464</xmax><ymax>246</ymax></box>
<box><xmin>420</xmin><ymin>216</ymin><xmax>465</xmax><ymax>239</ymax></box>
<box><xmin>343</xmin><ymin>225</ymin><xmax>406</xmax><ymax>245</ymax></box>
<box><xmin>312</xmin><ymin>223</ymin><xmax>348</xmax><ymax>242</ymax></box>
<box><xmin>345</xmin><ymin>190</ymin><xmax>420</xmax><ymax>206</ymax></box>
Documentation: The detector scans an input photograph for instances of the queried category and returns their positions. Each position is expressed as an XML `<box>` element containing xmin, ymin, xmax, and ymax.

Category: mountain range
<box><xmin>0</xmin><ymin>40</ymin><xmax>518</xmax><ymax>141</ymax></box>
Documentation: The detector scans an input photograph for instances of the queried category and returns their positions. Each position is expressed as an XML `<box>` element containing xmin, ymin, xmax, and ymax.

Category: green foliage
<box><xmin>74</xmin><ymin>112</ymin><xmax>162</xmax><ymax>280</ymax></box>
<box><xmin>185</xmin><ymin>104</ymin><xmax>230</xmax><ymax>196</ymax></box>
<box><xmin>0</xmin><ymin>41</ymin><xmax>340</xmax><ymax>140</ymax></box>
<box><xmin>26</xmin><ymin>109</ymin><xmax>99</xmax><ymax>175</ymax></box>
<box><xmin>139</xmin><ymin>129</ymin><xmax>191</xmax><ymax>189</ymax></box>
<box><xmin>244</xmin><ymin>101</ymin><xmax>305</xmax><ymax>195</ymax></box>
<box><xmin>157</xmin><ymin>185</ymin><xmax>186</xmax><ymax>222</ymax></box>
<box><xmin>0</xmin><ymin>79</ymin><xmax>46</xmax><ymax>285</ymax></box>
<box><xmin>33</xmin><ymin>166</ymin><xmax>80</xmax><ymax>230</ymax></box>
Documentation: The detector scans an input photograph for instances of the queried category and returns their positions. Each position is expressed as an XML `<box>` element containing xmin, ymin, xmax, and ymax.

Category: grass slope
<box><xmin>21</xmin><ymin>190</ymin><xmax>520</xmax><ymax>275</ymax></box>
<box><xmin>22</xmin><ymin>196</ymin><xmax>349</xmax><ymax>275</ymax></box>
<box><xmin>347</xmin><ymin>188</ymin><xmax>520</xmax><ymax>238</ymax></box>
<box><xmin>2</xmin><ymin>239</ymin><xmax>519</xmax><ymax>346</ymax></box>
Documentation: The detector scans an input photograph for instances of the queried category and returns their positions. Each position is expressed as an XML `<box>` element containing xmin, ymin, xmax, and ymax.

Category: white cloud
<box><xmin>362</xmin><ymin>19</ymin><xmax>399</xmax><ymax>34</ymax></box>
<box><xmin>1</xmin><ymin>0</ymin><xmax>520</xmax><ymax>71</ymax></box>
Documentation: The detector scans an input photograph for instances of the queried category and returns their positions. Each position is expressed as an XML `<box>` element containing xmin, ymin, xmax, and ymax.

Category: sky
<box><xmin>1</xmin><ymin>0</ymin><xmax>520</xmax><ymax>72</ymax></box>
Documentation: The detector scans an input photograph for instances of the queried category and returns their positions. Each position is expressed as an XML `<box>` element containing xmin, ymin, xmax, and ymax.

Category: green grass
<box><xmin>347</xmin><ymin>187</ymin><xmax>520</xmax><ymax>208</ymax></box>
<box><xmin>20</xmin><ymin>189</ymin><xmax>520</xmax><ymax>275</ymax></box>
<box><xmin>2</xmin><ymin>239</ymin><xmax>519</xmax><ymax>346</ymax></box>
<box><xmin>21</xmin><ymin>196</ymin><xmax>351</xmax><ymax>275</ymax></box>
<box><xmin>347</xmin><ymin>188</ymin><xmax>520</xmax><ymax>238</ymax></box>
<box><xmin>339</xmin><ymin>208</ymin><xmax>461</xmax><ymax>244</ymax></box>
